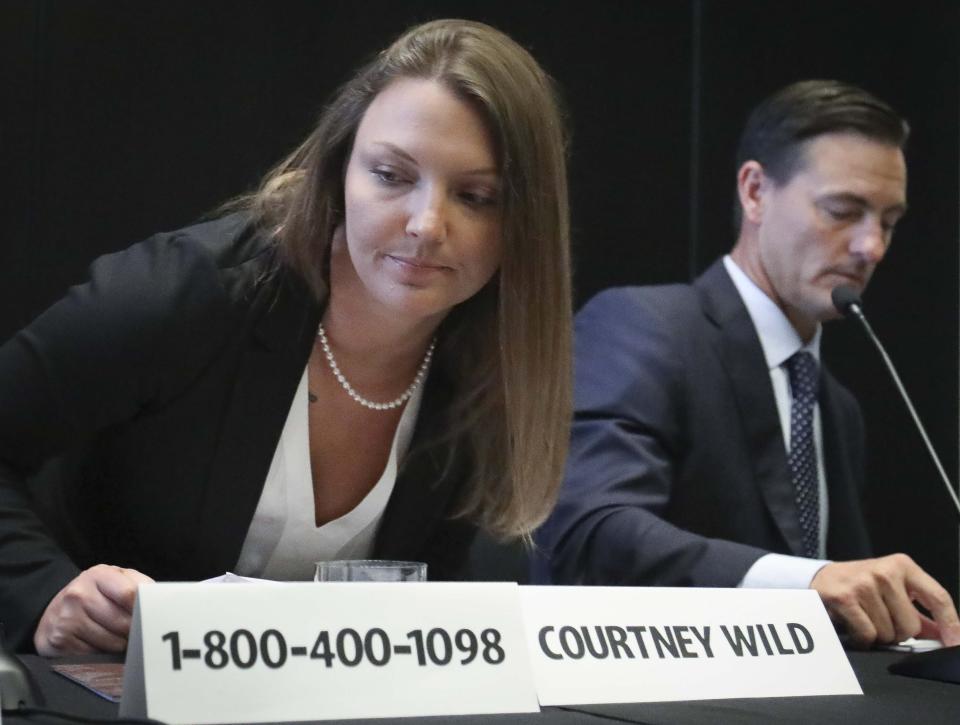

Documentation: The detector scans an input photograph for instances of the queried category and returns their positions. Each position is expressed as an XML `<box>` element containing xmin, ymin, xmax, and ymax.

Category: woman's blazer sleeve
<box><xmin>0</xmin><ymin>229</ymin><xmax>237</xmax><ymax>649</ymax></box>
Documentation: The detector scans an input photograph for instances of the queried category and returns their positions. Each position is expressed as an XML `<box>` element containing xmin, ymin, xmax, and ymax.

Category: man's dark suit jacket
<box><xmin>0</xmin><ymin>213</ymin><xmax>475</xmax><ymax>651</ymax></box>
<box><xmin>532</xmin><ymin>259</ymin><xmax>871</xmax><ymax>587</ymax></box>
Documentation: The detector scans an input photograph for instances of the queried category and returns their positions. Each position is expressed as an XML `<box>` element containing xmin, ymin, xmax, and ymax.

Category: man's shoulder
<box><xmin>577</xmin><ymin>282</ymin><xmax>704</xmax><ymax>329</ymax></box>
<box><xmin>572</xmin><ymin>283</ymin><xmax>712</xmax><ymax>380</ymax></box>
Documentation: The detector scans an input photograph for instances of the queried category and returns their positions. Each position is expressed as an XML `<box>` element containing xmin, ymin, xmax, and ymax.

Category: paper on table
<box><xmin>201</xmin><ymin>572</ymin><xmax>284</xmax><ymax>584</ymax></box>
<box><xmin>880</xmin><ymin>638</ymin><xmax>944</xmax><ymax>653</ymax></box>
<box><xmin>52</xmin><ymin>663</ymin><xmax>124</xmax><ymax>703</ymax></box>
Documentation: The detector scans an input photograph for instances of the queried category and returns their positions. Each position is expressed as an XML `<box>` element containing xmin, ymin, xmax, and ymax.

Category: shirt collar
<box><xmin>722</xmin><ymin>255</ymin><xmax>821</xmax><ymax>370</ymax></box>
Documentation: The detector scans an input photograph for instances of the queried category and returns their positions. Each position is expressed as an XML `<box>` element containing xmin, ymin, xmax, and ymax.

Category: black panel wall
<box><xmin>2</xmin><ymin>1</ymin><xmax>958</xmax><ymax>592</ymax></box>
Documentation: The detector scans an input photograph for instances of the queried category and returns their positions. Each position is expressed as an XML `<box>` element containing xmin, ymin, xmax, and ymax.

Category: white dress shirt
<box><xmin>722</xmin><ymin>256</ymin><xmax>831</xmax><ymax>589</ymax></box>
<box><xmin>234</xmin><ymin>364</ymin><xmax>424</xmax><ymax>581</ymax></box>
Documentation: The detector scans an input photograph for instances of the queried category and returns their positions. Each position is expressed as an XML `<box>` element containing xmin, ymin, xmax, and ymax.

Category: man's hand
<box><xmin>811</xmin><ymin>553</ymin><xmax>960</xmax><ymax>649</ymax></box>
<box><xmin>34</xmin><ymin>564</ymin><xmax>154</xmax><ymax>656</ymax></box>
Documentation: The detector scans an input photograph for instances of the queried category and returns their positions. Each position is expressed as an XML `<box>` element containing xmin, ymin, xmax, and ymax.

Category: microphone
<box><xmin>831</xmin><ymin>285</ymin><xmax>960</xmax><ymax>517</ymax></box>
<box><xmin>834</xmin><ymin>285</ymin><xmax>960</xmax><ymax>685</ymax></box>
<box><xmin>831</xmin><ymin>285</ymin><xmax>863</xmax><ymax>319</ymax></box>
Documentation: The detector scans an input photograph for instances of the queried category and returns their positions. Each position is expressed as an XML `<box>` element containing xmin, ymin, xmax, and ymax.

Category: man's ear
<box><xmin>736</xmin><ymin>161</ymin><xmax>769</xmax><ymax>225</ymax></box>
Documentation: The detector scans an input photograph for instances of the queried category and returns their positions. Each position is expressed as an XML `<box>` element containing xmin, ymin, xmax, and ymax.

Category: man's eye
<box><xmin>881</xmin><ymin>212</ymin><xmax>904</xmax><ymax>233</ymax></box>
<box><xmin>825</xmin><ymin>206</ymin><xmax>860</xmax><ymax>221</ymax></box>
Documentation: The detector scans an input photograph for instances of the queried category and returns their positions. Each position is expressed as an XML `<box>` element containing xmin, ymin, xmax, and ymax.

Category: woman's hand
<box><xmin>33</xmin><ymin>564</ymin><xmax>155</xmax><ymax>655</ymax></box>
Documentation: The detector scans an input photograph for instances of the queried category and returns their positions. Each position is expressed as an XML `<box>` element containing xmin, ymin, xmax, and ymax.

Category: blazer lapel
<box><xmin>372</xmin><ymin>365</ymin><xmax>464</xmax><ymax>561</ymax></box>
<box><xmin>195</xmin><ymin>266</ymin><xmax>320</xmax><ymax>574</ymax></box>
<box><xmin>820</xmin><ymin>371</ymin><xmax>871</xmax><ymax>559</ymax></box>
<box><xmin>695</xmin><ymin>261</ymin><xmax>806</xmax><ymax>555</ymax></box>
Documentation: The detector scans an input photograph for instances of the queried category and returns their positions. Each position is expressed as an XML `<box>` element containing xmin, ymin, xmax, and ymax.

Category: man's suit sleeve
<box><xmin>535</xmin><ymin>287</ymin><xmax>767</xmax><ymax>587</ymax></box>
<box><xmin>0</xmin><ymin>231</ymin><xmax>235</xmax><ymax>649</ymax></box>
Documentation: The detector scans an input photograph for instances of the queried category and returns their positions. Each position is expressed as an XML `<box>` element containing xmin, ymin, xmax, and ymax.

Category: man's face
<box><xmin>754</xmin><ymin>132</ymin><xmax>907</xmax><ymax>335</ymax></box>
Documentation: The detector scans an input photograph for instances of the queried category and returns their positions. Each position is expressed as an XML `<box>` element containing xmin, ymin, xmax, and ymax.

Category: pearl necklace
<box><xmin>316</xmin><ymin>323</ymin><xmax>435</xmax><ymax>411</ymax></box>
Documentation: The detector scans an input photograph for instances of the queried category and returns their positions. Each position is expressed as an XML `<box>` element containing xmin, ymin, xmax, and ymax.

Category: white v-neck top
<box><xmin>234</xmin><ymin>365</ymin><xmax>425</xmax><ymax>581</ymax></box>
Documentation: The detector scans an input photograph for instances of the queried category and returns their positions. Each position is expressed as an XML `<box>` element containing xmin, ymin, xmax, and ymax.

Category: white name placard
<box><xmin>120</xmin><ymin>582</ymin><xmax>538</xmax><ymax>723</ymax></box>
<box><xmin>520</xmin><ymin>586</ymin><xmax>861</xmax><ymax>705</ymax></box>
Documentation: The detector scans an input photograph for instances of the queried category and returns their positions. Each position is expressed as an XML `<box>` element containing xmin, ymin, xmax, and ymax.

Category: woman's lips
<box><xmin>385</xmin><ymin>254</ymin><xmax>453</xmax><ymax>278</ymax></box>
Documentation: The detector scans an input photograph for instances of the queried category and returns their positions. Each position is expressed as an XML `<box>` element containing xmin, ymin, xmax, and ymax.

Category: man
<box><xmin>533</xmin><ymin>80</ymin><xmax>960</xmax><ymax>648</ymax></box>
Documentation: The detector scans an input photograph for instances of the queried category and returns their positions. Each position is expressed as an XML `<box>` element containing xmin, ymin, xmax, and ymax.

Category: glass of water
<box><xmin>314</xmin><ymin>559</ymin><xmax>427</xmax><ymax>582</ymax></box>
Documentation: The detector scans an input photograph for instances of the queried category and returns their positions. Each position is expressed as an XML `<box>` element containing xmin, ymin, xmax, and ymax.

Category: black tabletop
<box><xmin>568</xmin><ymin>651</ymin><xmax>960</xmax><ymax>724</ymax></box>
<box><xmin>6</xmin><ymin>650</ymin><xmax>959</xmax><ymax>724</ymax></box>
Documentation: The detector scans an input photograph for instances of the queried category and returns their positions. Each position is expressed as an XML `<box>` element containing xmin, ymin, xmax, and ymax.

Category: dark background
<box><xmin>2</xmin><ymin>1</ymin><xmax>958</xmax><ymax>593</ymax></box>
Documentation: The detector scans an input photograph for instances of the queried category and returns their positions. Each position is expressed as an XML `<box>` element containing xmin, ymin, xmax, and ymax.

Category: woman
<box><xmin>0</xmin><ymin>19</ymin><xmax>571</xmax><ymax>654</ymax></box>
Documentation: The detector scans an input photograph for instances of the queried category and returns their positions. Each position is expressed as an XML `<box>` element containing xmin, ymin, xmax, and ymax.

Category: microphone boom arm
<box><xmin>846</xmin><ymin>301</ymin><xmax>960</xmax><ymax>518</ymax></box>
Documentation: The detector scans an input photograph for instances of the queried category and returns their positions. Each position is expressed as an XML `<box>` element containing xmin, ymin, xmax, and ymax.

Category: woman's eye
<box><xmin>460</xmin><ymin>189</ymin><xmax>498</xmax><ymax>207</ymax></box>
<box><xmin>372</xmin><ymin>168</ymin><xmax>404</xmax><ymax>184</ymax></box>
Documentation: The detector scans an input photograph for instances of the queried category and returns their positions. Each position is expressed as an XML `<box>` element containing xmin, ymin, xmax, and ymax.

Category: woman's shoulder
<box><xmin>0</xmin><ymin>214</ymin><xmax>271</xmax><ymax>450</ymax></box>
<box><xmin>159</xmin><ymin>211</ymin><xmax>271</xmax><ymax>261</ymax></box>
<box><xmin>13</xmin><ymin>212</ymin><xmax>282</xmax><ymax>400</ymax></box>
<box><xmin>117</xmin><ymin>211</ymin><xmax>276</xmax><ymax>302</ymax></box>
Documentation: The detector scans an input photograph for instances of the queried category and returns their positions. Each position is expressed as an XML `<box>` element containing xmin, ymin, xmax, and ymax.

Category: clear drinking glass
<box><xmin>314</xmin><ymin>559</ymin><xmax>427</xmax><ymax>582</ymax></box>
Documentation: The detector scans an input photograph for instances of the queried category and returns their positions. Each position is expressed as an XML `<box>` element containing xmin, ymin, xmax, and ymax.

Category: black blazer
<box><xmin>533</xmin><ymin>259</ymin><xmax>871</xmax><ymax>587</ymax></box>
<box><xmin>0</xmin><ymin>214</ymin><xmax>475</xmax><ymax>651</ymax></box>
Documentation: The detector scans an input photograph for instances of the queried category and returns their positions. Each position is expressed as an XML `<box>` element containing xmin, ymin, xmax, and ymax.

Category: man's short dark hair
<box><xmin>733</xmin><ymin>80</ymin><xmax>909</xmax><ymax>228</ymax></box>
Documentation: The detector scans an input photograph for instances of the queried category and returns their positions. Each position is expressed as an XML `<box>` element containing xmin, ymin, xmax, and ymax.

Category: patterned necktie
<box><xmin>786</xmin><ymin>351</ymin><xmax>820</xmax><ymax>558</ymax></box>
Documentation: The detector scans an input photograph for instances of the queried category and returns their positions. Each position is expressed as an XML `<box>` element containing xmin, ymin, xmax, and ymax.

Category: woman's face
<box><xmin>340</xmin><ymin>77</ymin><xmax>503</xmax><ymax>324</ymax></box>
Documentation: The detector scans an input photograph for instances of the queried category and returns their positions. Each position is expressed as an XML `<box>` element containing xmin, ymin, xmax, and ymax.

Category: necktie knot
<box><xmin>786</xmin><ymin>351</ymin><xmax>819</xmax><ymax>405</ymax></box>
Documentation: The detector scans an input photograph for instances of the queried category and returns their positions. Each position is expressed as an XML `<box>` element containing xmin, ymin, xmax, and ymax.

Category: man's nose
<box><xmin>851</xmin><ymin>218</ymin><xmax>888</xmax><ymax>265</ymax></box>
